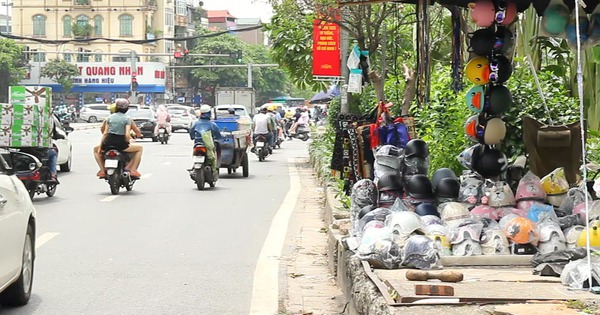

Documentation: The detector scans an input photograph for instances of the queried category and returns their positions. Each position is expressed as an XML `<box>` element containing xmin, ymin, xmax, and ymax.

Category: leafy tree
<box><xmin>0</xmin><ymin>39</ymin><xmax>26</xmax><ymax>102</ymax></box>
<box><xmin>40</xmin><ymin>58</ymin><xmax>80</xmax><ymax>94</ymax></box>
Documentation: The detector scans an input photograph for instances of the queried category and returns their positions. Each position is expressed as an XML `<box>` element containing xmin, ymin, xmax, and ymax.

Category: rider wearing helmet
<box><xmin>251</xmin><ymin>106</ymin><xmax>273</xmax><ymax>152</ymax></box>
<box><xmin>266</xmin><ymin>105</ymin><xmax>282</xmax><ymax>145</ymax></box>
<box><xmin>94</xmin><ymin>98</ymin><xmax>144</xmax><ymax>178</ymax></box>
<box><xmin>288</xmin><ymin>107</ymin><xmax>309</xmax><ymax>135</ymax></box>
<box><xmin>154</xmin><ymin>105</ymin><xmax>172</xmax><ymax>135</ymax></box>
<box><xmin>189</xmin><ymin>105</ymin><xmax>222</xmax><ymax>173</ymax></box>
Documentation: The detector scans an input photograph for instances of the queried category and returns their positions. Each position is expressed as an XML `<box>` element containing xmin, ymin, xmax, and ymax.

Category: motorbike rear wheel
<box><xmin>125</xmin><ymin>182</ymin><xmax>133</xmax><ymax>191</ymax></box>
<box><xmin>195</xmin><ymin>169</ymin><xmax>205</xmax><ymax>190</ymax></box>
<box><xmin>299</xmin><ymin>133</ymin><xmax>309</xmax><ymax>141</ymax></box>
<box><xmin>46</xmin><ymin>183</ymin><xmax>57</xmax><ymax>197</ymax></box>
<box><xmin>258</xmin><ymin>149</ymin><xmax>264</xmax><ymax>162</ymax></box>
<box><xmin>109</xmin><ymin>173</ymin><xmax>120</xmax><ymax>195</ymax></box>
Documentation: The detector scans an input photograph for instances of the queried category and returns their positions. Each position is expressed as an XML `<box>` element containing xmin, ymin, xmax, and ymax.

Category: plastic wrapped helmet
<box><xmin>375</xmin><ymin>145</ymin><xmax>404</xmax><ymax>170</ymax></box>
<box><xmin>564</xmin><ymin>225</ymin><xmax>585</xmax><ymax>249</ymax></box>
<box><xmin>358</xmin><ymin>208</ymin><xmax>392</xmax><ymax>235</ymax></box>
<box><xmin>542</xmin><ymin>5</ymin><xmax>570</xmax><ymax>36</ymax></box>
<box><xmin>458</xmin><ymin>176</ymin><xmax>484</xmax><ymax>205</ymax></box>
<box><xmin>487</xmin><ymin>85</ymin><xmax>512</xmax><ymax>115</ymax></box>
<box><xmin>472</xmin><ymin>147</ymin><xmax>508</xmax><ymax>179</ymax></box>
<box><xmin>537</xmin><ymin>222</ymin><xmax>567</xmax><ymax>255</ymax></box>
<box><xmin>488</xmin><ymin>55</ymin><xmax>513</xmax><ymax>84</ymax></box>
<box><xmin>358</xmin><ymin>205</ymin><xmax>375</xmax><ymax>220</ymax></box>
<box><xmin>576</xmin><ymin>220</ymin><xmax>600</xmax><ymax>248</ymax></box>
<box><xmin>422</xmin><ymin>215</ymin><xmax>443</xmax><ymax>227</ymax></box>
<box><xmin>402</xmin><ymin>235</ymin><xmax>440</xmax><ymax>269</ymax></box>
<box><xmin>480</xmin><ymin>229</ymin><xmax>510</xmax><ymax>255</ymax></box>
<box><xmin>426</xmin><ymin>223</ymin><xmax>448</xmax><ymax>236</ymax></box>
<box><xmin>385</xmin><ymin>211</ymin><xmax>426</xmax><ymax>237</ymax></box>
<box><xmin>515</xmin><ymin>172</ymin><xmax>546</xmax><ymax>201</ymax></box>
<box><xmin>469</xmin><ymin>0</ymin><xmax>496</xmax><ymax>27</ymax></box>
<box><xmin>503</xmin><ymin>216</ymin><xmax>539</xmax><ymax>244</ymax></box>
<box><xmin>527</xmin><ymin>203</ymin><xmax>557</xmax><ymax>223</ymax></box>
<box><xmin>440</xmin><ymin>202</ymin><xmax>471</xmax><ymax>227</ymax></box>
<box><xmin>450</xmin><ymin>220</ymin><xmax>484</xmax><ymax>245</ymax></box>
<box><xmin>375</xmin><ymin>173</ymin><xmax>403</xmax><ymax>192</ymax></box>
<box><xmin>485</xmin><ymin>181</ymin><xmax>515</xmax><ymax>208</ymax></box>
<box><xmin>351</xmin><ymin>179</ymin><xmax>378</xmax><ymax>209</ymax></box>
<box><xmin>429</xmin><ymin>233</ymin><xmax>452</xmax><ymax>256</ymax></box>
<box><xmin>464</xmin><ymin>115</ymin><xmax>507</xmax><ymax>145</ymax></box>
<box><xmin>415</xmin><ymin>202</ymin><xmax>440</xmax><ymax>217</ymax></box>
<box><xmin>471</xmin><ymin>205</ymin><xmax>499</xmax><ymax>220</ymax></box>
<box><xmin>406</xmin><ymin>174</ymin><xmax>434</xmax><ymax>200</ymax></box>
<box><xmin>432</xmin><ymin>168</ymin><xmax>457</xmax><ymax>190</ymax></box>
<box><xmin>465</xmin><ymin>85</ymin><xmax>485</xmax><ymax>113</ymax></box>
<box><xmin>465</xmin><ymin>56</ymin><xmax>490</xmax><ymax>85</ymax></box>
<box><xmin>452</xmin><ymin>239</ymin><xmax>482</xmax><ymax>256</ymax></box>
<box><xmin>458</xmin><ymin>144</ymin><xmax>483</xmax><ymax>171</ymax></box>
<box><xmin>404</xmin><ymin>139</ymin><xmax>429</xmax><ymax>158</ymax></box>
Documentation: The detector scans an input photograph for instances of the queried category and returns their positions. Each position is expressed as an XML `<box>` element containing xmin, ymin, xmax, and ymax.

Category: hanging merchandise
<box><xmin>464</xmin><ymin>115</ymin><xmax>507</xmax><ymax>145</ymax></box>
<box><xmin>564</xmin><ymin>225</ymin><xmax>585</xmax><ymax>249</ymax></box>
<box><xmin>486</xmin><ymin>84</ymin><xmax>513</xmax><ymax>115</ymax></box>
<box><xmin>488</xmin><ymin>55</ymin><xmax>513</xmax><ymax>84</ymax></box>
<box><xmin>503</xmin><ymin>216</ymin><xmax>540</xmax><ymax>244</ymax></box>
<box><xmin>469</xmin><ymin>0</ymin><xmax>499</xmax><ymax>27</ymax></box>
<box><xmin>537</xmin><ymin>221</ymin><xmax>567</xmax><ymax>255</ymax></box>
<box><xmin>402</xmin><ymin>235</ymin><xmax>441</xmax><ymax>270</ymax></box>
<box><xmin>458</xmin><ymin>144</ymin><xmax>483</xmax><ymax>171</ymax></box>
<box><xmin>480</xmin><ymin>228</ymin><xmax>510</xmax><ymax>255</ymax></box>
<box><xmin>493</xmin><ymin>0</ymin><xmax>518</xmax><ymax>26</ymax></box>
<box><xmin>566</xmin><ymin>9</ymin><xmax>590</xmax><ymax>48</ymax></box>
<box><xmin>465</xmin><ymin>85</ymin><xmax>486</xmax><ymax>113</ymax></box>
<box><xmin>471</xmin><ymin>146</ymin><xmax>509</xmax><ymax>178</ymax></box>
<box><xmin>469</xmin><ymin>26</ymin><xmax>515</xmax><ymax>56</ymax></box>
<box><xmin>541</xmin><ymin>167</ymin><xmax>570</xmax><ymax>207</ymax></box>
<box><xmin>465</xmin><ymin>56</ymin><xmax>491</xmax><ymax>85</ymax></box>
<box><xmin>541</xmin><ymin>3</ymin><xmax>570</xmax><ymax>36</ymax></box>
<box><xmin>415</xmin><ymin>202</ymin><xmax>440</xmax><ymax>217</ymax></box>
<box><xmin>576</xmin><ymin>220</ymin><xmax>600</xmax><ymax>248</ymax></box>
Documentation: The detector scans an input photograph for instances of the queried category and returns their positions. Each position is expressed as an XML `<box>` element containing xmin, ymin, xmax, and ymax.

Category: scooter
<box><xmin>189</xmin><ymin>143</ymin><xmax>220</xmax><ymax>190</ymax></box>
<box><xmin>103</xmin><ymin>147</ymin><xmax>137</xmax><ymax>195</ymax></box>
<box><xmin>16</xmin><ymin>153</ymin><xmax>58</xmax><ymax>200</ymax></box>
<box><xmin>157</xmin><ymin>126</ymin><xmax>169</xmax><ymax>144</ymax></box>
<box><xmin>254</xmin><ymin>134</ymin><xmax>271</xmax><ymax>162</ymax></box>
<box><xmin>288</xmin><ymin>124</ymin><xmax>311</xmax><ymax>141</ymax></box>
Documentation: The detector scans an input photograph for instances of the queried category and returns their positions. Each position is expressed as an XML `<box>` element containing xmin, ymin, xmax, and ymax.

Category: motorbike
<box><xmin>189</xmin><ymin>143</ymin><xmax>220</xmax><ymax>190</ymax></box>
<box><xmin>15</xmin><ymin>150</ymin><xmax>58</xmax><ymax>200</ymax></box>
<box><xmin>56</xmin><ymin>112</ymin><xmax>72</xmax><ymax>124</ymax></box>
<box><xmin>254</xmin><ymin>134</ymin><xmax>271</xmax><ymax>162</ymax></box>
<box><xmin>103</xmin><ymin>147</ymin><xmax>137</xmax><ymax>195</ymax></box>
<box><xmin>288</xmin><ymin>124</ymin><xmax>311</xmax><ymax>141</ymax></box>
<box><xmin>157</xmin><ymin>126</ymin><xmax>169</xmax><ymax>144</ymax></box>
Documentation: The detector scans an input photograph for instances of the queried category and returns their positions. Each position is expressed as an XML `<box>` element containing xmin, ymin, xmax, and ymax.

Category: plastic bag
<box><xmin>527</xmin><ymin>203</ymin><xmax>558</xmax><ymax>223</ymax></box>
<box><xmin>351</xmin><ymin>179</ymin><xmax>378</xmax><ymax>210</ymax></box>
<box><xmin>402</xmin><ymin>235</ymin><xmax>442</xmax><ymax>270</ymax></box>
<box><xmin>355</xmin><ymin>238</ymin><xmax>403</xmax><ymax>269</ymax></box>
<box><xmin>559</xmin><ymin>187</ymin><xmax>590</xmax><ymax>216</ymax></box>
<box><xmin>374</xmin><ymin>162</ymin><xmax>401</xmax><ymax>181</ymax></box>
<box><xmin>561</xmin><ymin>257</ymin><xmax>600</xmax><ymax>289</ymax></box>
<box><xmin>515</xmin><ymin>171</ymin><xmax>546</xmax><ymax>202</ymax></box>
<box><xmin>374</xmin><ymin>145</ymin><xmax>404</xmax><ymax>170</ymax></box>
<box><xmin>356</xmin><ymin>207</ymin><xmax>392</xmax><ymax>237</ymax></box>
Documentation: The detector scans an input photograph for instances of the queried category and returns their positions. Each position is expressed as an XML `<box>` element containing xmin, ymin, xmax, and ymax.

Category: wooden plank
<box><xmin>440</xmin><ymin>254</ymin><xmax>533</xmax><ymax>266</ymax></box>
<box><xmin>361</xmin><ymin>261</ymin><xmax>397</xmax><ymax>304</ymax></box>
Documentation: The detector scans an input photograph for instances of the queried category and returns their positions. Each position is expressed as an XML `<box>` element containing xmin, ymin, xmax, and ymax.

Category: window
<box><xmin>33</xmin><ymin>51</ymin><xmax>46</xmax><ymax>62</ymax></box>
<box><xmin>165</xmin><ymin>9</ymin><xmax>174</xmax><ymax>26</ymax></box>
<box><xmin>176</xmin><ymin>0</ymin><xmax>187</xmax><ymax>15</ymax></box>
<box><xmin>76</xmin><ymin>15</ymin><xmax>89</xmax><ymax>27</ymax></box>
<box><xmin>63</xmin><ymin>16</ymin><xmax>72</xmax><ymax>37</ymax></box>
<box><xmin>64</xmin><ymin>53</ymin><xmax>72</xmax><ymax>62</ymax></box>
<box><xmin>33</xmin><ymin>15</ymin><xmax>46</xmax><ymax>36</ymax></box>
<box><xmin>94</xmin><ymin>54</ymin><xmax>102</xmax><ymax>62</ymax></box>
<box><xmin>119</xmin><ymin>14</ymin><xmax>133</xmax><ymax>36</ymax></box>
<box><xmin>93</xmin><ymin>15</ymin><xmax>102</xmax><ymax>35</ymax></box>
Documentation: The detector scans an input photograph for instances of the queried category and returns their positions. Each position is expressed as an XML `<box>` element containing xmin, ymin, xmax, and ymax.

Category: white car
<box><xmin>53</xmin><ymin>116</ymin><xmax>73</xmax><ymax>172</ymax></box>
<box><xmin>0</xmin><ymin>150</ymin><xmax>37</xmax><ymax>306</ymax></box>
<box><xmin>166</xmin><ymin>105</ymin><xmax>196</xmax><ymax>131</ymax></box>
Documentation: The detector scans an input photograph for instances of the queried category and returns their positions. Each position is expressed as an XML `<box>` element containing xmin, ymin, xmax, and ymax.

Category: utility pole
<box><xmin>247</xmin><ymin>63</ymin><xmax>252</xmax><ymax>88</ymax></box>
<box><xmin>340</xmin><ymin>24</ymin><xmax>350</xmax><ymax>114</ymax></box>
<box><xmin>129</xmin><ymin>50</ymin><xmax>137</xmax><ymax>104</ymax></box>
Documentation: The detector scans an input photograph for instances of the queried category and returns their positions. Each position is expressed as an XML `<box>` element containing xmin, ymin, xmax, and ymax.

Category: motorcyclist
<box><xmin>155</xmin><ymin>105</ymin><xmax>172</xmax><ymax>135</ymax></box>
<box><xmin>267</xmin><ymin>105</ymin><xmax>282</xmax><ymax>145</ymax></box>
<box><xmin>189</xmin><ymin>105</ymin><xmax>222</xmax><ymax>176</ymax></box>
<box><xmin>251</xmin><ymin>106</ymin><xmax>273</xmax><ymax>153</ymax></box>
<box><xmin>289</xmin><ymin>107</ymin><xmax>309</xmax><ymax>134</ymax></box>
<box><xmin>93</xmin><ymin>98</ymin><xmax>144</xmax><ymax>178</ymax></box>
<box><xmin>18</xmin><ymin>114</ymin><xmax>65</xmax><ymax>182</ymax></box>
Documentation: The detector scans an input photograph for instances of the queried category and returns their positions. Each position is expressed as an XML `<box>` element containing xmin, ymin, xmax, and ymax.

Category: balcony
<box><xmin>176</xmin><ymin>15</ymin><xmax>188</xmax><ymax>27</ymax></box>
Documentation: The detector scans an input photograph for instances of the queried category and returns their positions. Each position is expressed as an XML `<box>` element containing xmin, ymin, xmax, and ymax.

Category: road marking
<box><xmin>36</xmin><ymin>232</ymin><xmax>60</xmax><ymax>249</ymax></box>
<box><xmin>141</xmin><ymin>173</ymin><xmax>153</xmax><ymax>179</ymax></box>
<box><xmin>101</xmin><ymin>195</ymin><xmax>119</xmax><ymax>202</ymax></box>
<box><xmin>249</xmin><ymin>158</ymin><xmax>301</xmax><ymax>315</ymax></box>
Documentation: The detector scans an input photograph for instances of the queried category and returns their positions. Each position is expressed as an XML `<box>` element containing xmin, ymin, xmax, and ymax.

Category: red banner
<box><xmin>312</xmin><ymin>19</ymin><xmax>341</xmax><ymax>77</ymax></box>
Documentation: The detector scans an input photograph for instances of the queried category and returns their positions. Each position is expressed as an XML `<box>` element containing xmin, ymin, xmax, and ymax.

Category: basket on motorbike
<box><xmin>213</xmin><ymin>117</ymin><xmax>250</xmax><ymax>177</ymax></box>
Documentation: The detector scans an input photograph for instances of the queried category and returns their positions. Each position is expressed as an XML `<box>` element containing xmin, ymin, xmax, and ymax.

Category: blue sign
<box><xmin>193</xmin><ymin>95</ymin><xmax>202</xmax><ymax>104</ymax></box>
<box><xmin>177</xmin><ymin>96</ymin><xmax>185</xmax><ymax>103</ymax></box>
<box><xmin>95</xmin><ymin>97</ymin><xmax>103</xmax><ymax>103</ymax></box>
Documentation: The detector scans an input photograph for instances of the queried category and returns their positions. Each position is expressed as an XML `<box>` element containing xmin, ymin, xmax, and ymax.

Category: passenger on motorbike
<box><xmin>289</xmin><ymin>107</ymin><xmax>309</xmax><ymax>134</ymax></box>
<box><xmin>93</xmin><ymin>99</ymin><xmax>144</xmax><ymax>178</ymax></box>
<box><xmin>267</xmin><ymin>105</ymin><xmax>282</xmax><ymax>145</ymax></box>
<box><xmin>189</xmin><ymin>105</ymin><xmax>222</xmax><ymax>175</ymax></box>
<box><xmin>154</xmin><ymin>105</ymin><xmax>172</xmax><ymax>135</ymax></box>
<box><xmin>251</xmin><ymin>106</ymin><xmax>273</xmax><ymax>153</ymax></box>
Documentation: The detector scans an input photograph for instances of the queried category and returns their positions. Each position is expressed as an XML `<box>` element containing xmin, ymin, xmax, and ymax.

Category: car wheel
<box><xmin>0</xmin><ymin>224</ymin><xmax>35</xmax><ymax>306</ymax></box>
<box><xmin>60</xmin><ymin>149</ymin><xmax>72</xmax><ymax>172</ymax></box>
<box><xmin>88</xmin><ymin>116</ymin><xmax>98</xmax><ymax>123</ymax></box>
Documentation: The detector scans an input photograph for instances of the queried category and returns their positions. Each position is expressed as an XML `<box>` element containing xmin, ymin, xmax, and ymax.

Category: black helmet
<box><xmin>404</xmin><ymin>139</ymin><xmax>429</xmax><ymax>158</ymax></box>
<box><xmin>489</xmin><ymin>55</ymin><xmax>513</xmax><ymax>84</ymax></box>
<box><xmin>472</xmin><ymin>147</ymin><xmax>508</xmax><ymax>178</ymax></box>
<box><xmin>415</xmin><ymin>202</ymin><xmax>440</xmax><ymax>217</ymax></box>
<box><xmin>486</xmin><ymin>84</ymin><xmax>512</xmax><ymax>115</ymax></box>
<box><xmin>493</xmin><ymin>26</ymin><xmax>514</xmax><ymax>55</ymax></box>
<box><xmin>406</xmin><ymin>174</ymin><xmax>434</xmax><ymax>199</ymax></box>
<box><xmin>431</xmin><ymin>168</ymin><xmax>457</xmax><ymax>190</ymax></box>
<box><xmin>376</xmin><ymin>173</ymin><xmax>403</xmax><ymax>192</ymax></box>
<box><xmin>435</xmin><ymin>177</ymin><xmax>461</xmax><ymax>199</ymax></box>
<box><xmin>470</xmin><ymin>27</ymin><xmax>496</xmax><ymax>56</ymax></box>
<box><xmin>358</xmin><ymin>205</ymin><xmax>375</xmax><ymax>220</ymax></box>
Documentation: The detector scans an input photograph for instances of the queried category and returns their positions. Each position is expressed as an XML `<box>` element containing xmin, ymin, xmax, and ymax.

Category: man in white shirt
<box><xmin>251</xmin><ymin>107</ymin><xmax>273</xmax><ymax>152</ymax></box>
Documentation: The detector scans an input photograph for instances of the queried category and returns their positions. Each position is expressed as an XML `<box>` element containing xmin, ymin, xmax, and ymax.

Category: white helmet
<box><xmin>385</xmin><ymin>211</ymin><xmax>425</xmax><ymax>237</ymax></box>
<box><xmin>452</xmin><ymin>239</ymin><xmax>482</xmax><ymax>256</ymax></box>
<box><xmin>564</xmin><ymin>225</ymin><xmax>585</xmax><ymax>249</ymax></box>
<box><xmin>200</xmin><ymin>104</ymin><xmax>211</xmax><ymax>113</ymax></box>
<box><xmin>440</xmin><ymin>202</ymin><xmax>471</xmax><ymax>228</ymax></box>
<box><xmin>537</xmin><ymin>222</ymin><xmax>567</xmax><ymax>255</ymax></box>
<box><xmin>480</xmin><ymin>229</ymin><xmax>510</xmax><ymax>255</ymax></box>
<box><xmin>450</xmin><ymin>221</ymin><xmax>484</xmax><ymax>245</ymax></box>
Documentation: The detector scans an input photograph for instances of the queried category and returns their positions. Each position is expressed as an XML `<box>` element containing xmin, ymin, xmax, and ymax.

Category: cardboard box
<box><xmin>9</xmin><ymin>86</ymin><xmax>52</xmax><ymax>107</ymax></box>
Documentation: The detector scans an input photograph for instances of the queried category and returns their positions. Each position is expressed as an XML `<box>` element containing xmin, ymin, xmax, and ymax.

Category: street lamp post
<box><xmin>0</xmin><ymin>2</ymin><xmax>12</xmax><ymax>34</ymax></box>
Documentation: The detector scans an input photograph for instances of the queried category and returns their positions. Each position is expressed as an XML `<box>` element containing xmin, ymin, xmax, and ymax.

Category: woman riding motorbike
<box><xmin>154</xmin><ymin>105</ymin><xmax>172</xmax><ymax>135</ymax></box>
<box><xmin>93</xmin><ymin>99</ymin><xmax>144</xmax><ymax>178</ymax></box>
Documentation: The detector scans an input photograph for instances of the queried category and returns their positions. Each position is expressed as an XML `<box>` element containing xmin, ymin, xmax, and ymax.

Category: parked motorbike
<box><xmin>189</xmin><ymin>143</ymin><xmax>220</xmax><ymax>190</ymax></box>
<box><xmin>157</xmin><ymin>126</ymin><xmax>169</xmax><ymax>144</ymax></box>
<box><xmin>103</xmin><ymin>148</ymin><xmax>137</xmax><ymax>195</ymax></box>
<box><xmin>254</xmin><ymin>134</ymin><xmax>271</xmax><ymax>162</ymax></box>
<box><xmin>288</xmin><ymin>124</ymin><xmax>311</xmax><ymax>141</ymax></box>
<box><xmin>15</xmin><ymin>151</ymin><xmax>58</xmax><ymax>200</ymax></box>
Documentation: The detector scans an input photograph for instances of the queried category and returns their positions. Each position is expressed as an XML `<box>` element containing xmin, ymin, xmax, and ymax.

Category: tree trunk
<box><xmin>401</xmin><ymin>64</ymin><xmax>416</xmax><ymax>116</ymax></box>
<box><xmin>368</xmin><ymin>70</ymin><xmax>385</xmax><ymax>101</ymax></box>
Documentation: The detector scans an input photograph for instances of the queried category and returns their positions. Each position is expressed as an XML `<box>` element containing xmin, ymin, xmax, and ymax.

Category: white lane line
<box><xmin>36</xmin><ymin>232</ymin><xmax>60</xmax><ymax>249</ymax></box>
<box><xmin>249</xmin><ymin>158</ymin><xmax>301</xmax><ymax>315</ymax></box>
<box><xmin>101</xmin><ymin>195</ymin><xmax>120</xmax><ymax>202</ymax></box>
<box><xmin>141</xmin><ymin>173</ymin><xmax>153</xmax><ymax>179</ymax></box>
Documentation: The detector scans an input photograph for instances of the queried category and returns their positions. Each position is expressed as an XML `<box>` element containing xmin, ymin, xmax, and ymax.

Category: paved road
<box><xmin>1</xmin><ymin>128</ymin><xmax>310</xmax><ymax>314</ymax></box>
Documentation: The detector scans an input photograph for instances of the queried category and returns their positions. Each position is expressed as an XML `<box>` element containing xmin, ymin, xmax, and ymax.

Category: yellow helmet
<box><xmin>108</xmin><ymin>103</ymin><xmax>117</xmax><ymax>114</ymax></box>
<box><xmin>576</xmin><ymin>220</ymin><xmax>600</xmax><ymax>248</ymax></box>
<box><xmin>268</xmin><ymin>105</ymin><xmax>277</xmax><ymax>111</ymax></box>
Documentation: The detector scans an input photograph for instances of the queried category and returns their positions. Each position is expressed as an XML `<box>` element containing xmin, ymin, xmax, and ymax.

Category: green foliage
<box><xmin>41</xmin><ymin>59</ymin><xmax>80</xmax><ymax>94</ymax></box>
<box><xmin>0</xmin><ymin>39</ymin><xmax>26</xmax><ymax>102</ymax></box>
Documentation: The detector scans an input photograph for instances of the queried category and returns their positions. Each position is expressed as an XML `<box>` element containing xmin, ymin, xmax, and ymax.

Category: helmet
<box><xmin>503</xmin><ymin>216</ymin><xmax>539</xmax><ymax>244</ymax></box>
<box><xmin>432</xmin><ymin>168</ymin><xmax>457</xmax><ymax>191</ymax></box>
<box><xmin>415</xmin><ymin>202</ymin><xmax>440</xmax><ymax>217</ymax></box>
<box><xmin>489</xmin><ymin>55</ymin><xmax>513</xmax><ymax>84</ymax></box>
<box><xmin>469</xmin><ymin>28</ymin><xmax>496</xmax><ymax>56</ymax></box>
<box><xmin>452</xmin><ymin>239</ymin><xmax>483</xmax><ymax>256</ymax></box>
<box><xmin>375</xmin><ymin>173</ymin><xmax>403</xmax><ymax>192</ymax></box>
<box><xmin>115</xmin><ymin>98</ymin><xmax>129</xmax><ymax>110</ymax></box>
<box><xmin>200</xmin><ymin>104</ymin><xmax>211</xmax><ymax>113</ymax></box>
<box><xmin>480</xmin><ymin>229</ymin><xmax>510</xmax><ymax>255</ymax></box>
<box><xmin>464</xmin><ymin>115</ymin><xmax>507</xmax><ymax>145</ymax></box>
<box><xmin>487</xmin><ymin>85</ymin><xmax>512</xmax><ymax>115</ymax></box>
<box><xmin>450</xmin><ymin>221</ymin><xmax>484</xmax><ymax>244</ymax></box>
<box><xmin>358</xmin><ymin>205</ymin><xmax>375</xmax><ymax>220</ymax></box>
<box><xmin>527</xmin><ymin>203</ymin><xmax>557</xmax><ymax>223</ymax></box>
<box><xmin>108</xmin><ymin>103</ymin><xmax>117</xmax><ymax>114</ymax></box>
<box><xmin>458</xmin><ymin>176</ymin><xmax>483</xmax><ymax>204</ymax></box>
<box><xmin>421</xmin><ymin>215</ymin><xmax>443</xmax><ymax>227</ymax></box>
<box><xmin>576</xmin><ymin>220</ymin><xmax>600</xmax><ymax>248</ymax></box>
<box><xmin>435</xmin><ymin>177</ymin><xmax>460</xmax><ymax>200</ymax></box>
<box><xmin>465</xmin><ymin>56</ymin><xmax>490</xmax><ymax>85</ymax></box>
<box><xmin>541</xmin><ymin>168</ymin><xmax>569</xmax><ymax>195</ymax></box>
<box><xmin>537</xmin><ymin>222</ymin><xmax>567</xmax><ymax>255</ymax></box>
<box><xmin>385</xmin><ymin>211</ymin><xmax>426</xmax><ymax>237</ymax></box>
<box><xmin>466</xmin><ymin>85</ymin><xmax>485</xmax><ymax>113</ymax></box>
<box><xmin>358</xmin><ymin>208</ymin><xmax>391</xmax><ymax>234</ymax></box>
<box><xmin>429</xmin><ymin>233</ymin><xmax>452</xmax><ymax>256</ymax></box>
<box><xmin>374</xmin><ymin>145</ymin><xmax>403</xmax><ymax>169</ymax></box>
<box><xmin>494</xmin><ymin>0</ymin><xmax>518</xmax><ymax>26</ymax></box>
<box><xmin>404</xmin><ymin>139</ymin><xmax>429</xmax><ymax>158</ymax></box>
<box><xmin>268</xmin><ymin>104</ymin><xmax>277</xmax><ymax>111</ymax></box>
<box><xmin>458</xmin><ymin>144</ymin><xmax>483</xmax><ymax>171</ymax></box>
<box><xmin>485</xmin><ymin>181</ymin><xmax>515</xmax><ymax>208</ymax></box>
<box><xmin>542</xmin><ymin>4</ymin><xmax>570</xmax><ymax>36</ymax></box>
<box><xmin>351</xmin><ymin>179</ymin><xmax>378</xmax><ymax>209</ymax></box>
<box><xmin>515</xmin><ymin>172</ymin><xmax>546</xmax><ymax>201</ymax></box>
<box><xmin>566</xmin><ymin>15</ymin><xmax>590</xmax><ymax>47</ymax></box>
<box><xmin>406</xmin><ymin>174</ymin><xmax>434</xmax><ymax>200</ymax></box>
<box><xmin>472</xmin><ymin>147</ymin><xmax>508</xmax><ymax>178</ymax></box>
<box><xmin>440</xmin><ymin>202</ymin><xmax>471</xmax><ymax>227</ymax></box>
<box><xmin>362</xmin><ymin>220</ymin><xmax>385</xmax><ymax>232</ymax></box>
<box><xmin>402</xmin><ymin>235</ymin><xmax>440</xmax><ymax>269</ymax></box>
<box><xmin>564</xmin><ymin>225</ymin><xmax>585</xmax><ymax>248</ymax></box>
<box><xmin>471</xmin><ymin>205</ymin><xmax>499</xmax><ymax>220</ymax></box>
<box><xmin>469</xmin><ymin>0</ymin><xmax>496</xmax><ymax>27</ymax></box>
<box><xmin>492</xmin><ymin>26</ymin><xmax>515</xmax><ymax>54</ymax></box>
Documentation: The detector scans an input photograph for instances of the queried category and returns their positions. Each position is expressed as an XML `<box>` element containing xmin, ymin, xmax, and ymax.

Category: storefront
<box><xmin>20</xmin><ymin>62</ymin><xmax>167</xmax><ymax>107</ymax></box>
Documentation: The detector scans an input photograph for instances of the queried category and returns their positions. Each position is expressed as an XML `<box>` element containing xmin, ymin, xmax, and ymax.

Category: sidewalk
<box><xmin>281</xmin><ymin>158</ymin><xmax>347</xmax><ymax>314</ymax></box>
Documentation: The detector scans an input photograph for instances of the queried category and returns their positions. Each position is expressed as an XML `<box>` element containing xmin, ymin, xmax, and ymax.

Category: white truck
<box><xmin>215</xmin><ymin>87</ymin><xmax>256</xmax><ymax>115</ymax></box>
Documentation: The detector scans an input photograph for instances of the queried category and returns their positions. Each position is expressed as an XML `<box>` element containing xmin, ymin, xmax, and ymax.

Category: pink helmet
<box><xmin>469</xmin><ymin>0</ymin><xmax>496</xmax><ymax>27</ymax></box>
<box><xmin>471</xmin><ymin>205</ymin><xmax>499</xmax><ymax>220</ymax></box>
<box><xmin>515</xmin><ymin>172</ymin><xmax>546</xmax><ymax>201</ymax></box>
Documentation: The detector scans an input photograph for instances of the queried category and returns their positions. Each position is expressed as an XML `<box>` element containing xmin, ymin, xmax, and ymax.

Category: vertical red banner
<box><xmin>312</xmin><ymin>19</ymin><xmax>341</xmax><ymax>77</ymax></box>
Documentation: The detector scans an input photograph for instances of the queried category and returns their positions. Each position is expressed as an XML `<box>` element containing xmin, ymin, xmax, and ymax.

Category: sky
<box><xmin>201</xmin><ymin>0</ymin><xmax>274</xmax><ymax>22</ymax></box>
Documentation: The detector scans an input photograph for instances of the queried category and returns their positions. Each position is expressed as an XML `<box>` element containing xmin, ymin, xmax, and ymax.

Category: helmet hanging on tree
<box><xmin>469</xmin><ymin>0</ymin><xmax>496</xmax><ymax>27</ymax></box>
<box><xmin>466</xmin><ymin>85</ymin><xmax>486</xmax><ymax>113</ymax></box>
<box><xmin>464</xmin><ymin>115</ymin><xmax>507</xmax><ymax>145</ymax></box>
<box><xmin>486</xmin><ymin>84</ymin><xmax>513</xmax><ymax>115</ymax></box>
<box><xmin>469</xmin><ymin>26</ymin><xmax>514</xmax><ymax>56</ymax></box>
<box><xmin>472</xmin><ymin>146</ymin><xmax>508</xmax><ymax>178</ymax></box>
<box><xmin>465</xmin><ymin>56</ymin><xmax>491</xmax><ymax>85</ymax></box>
<box><xmin>489</xmin><ymin>55</ymin><xmax>513</xmax><ymax>84</ymax></box>
<box><xmin>542</xmin><ymin>4</ymin><xmax>570</xmax><ymax>36</ymax></box>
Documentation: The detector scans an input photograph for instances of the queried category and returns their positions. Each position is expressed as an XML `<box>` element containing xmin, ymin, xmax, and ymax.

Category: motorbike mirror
<box><xmin>29</xmin><ymin>162</ymin><xmax>37</xmax><ymax>171</ymax></box>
